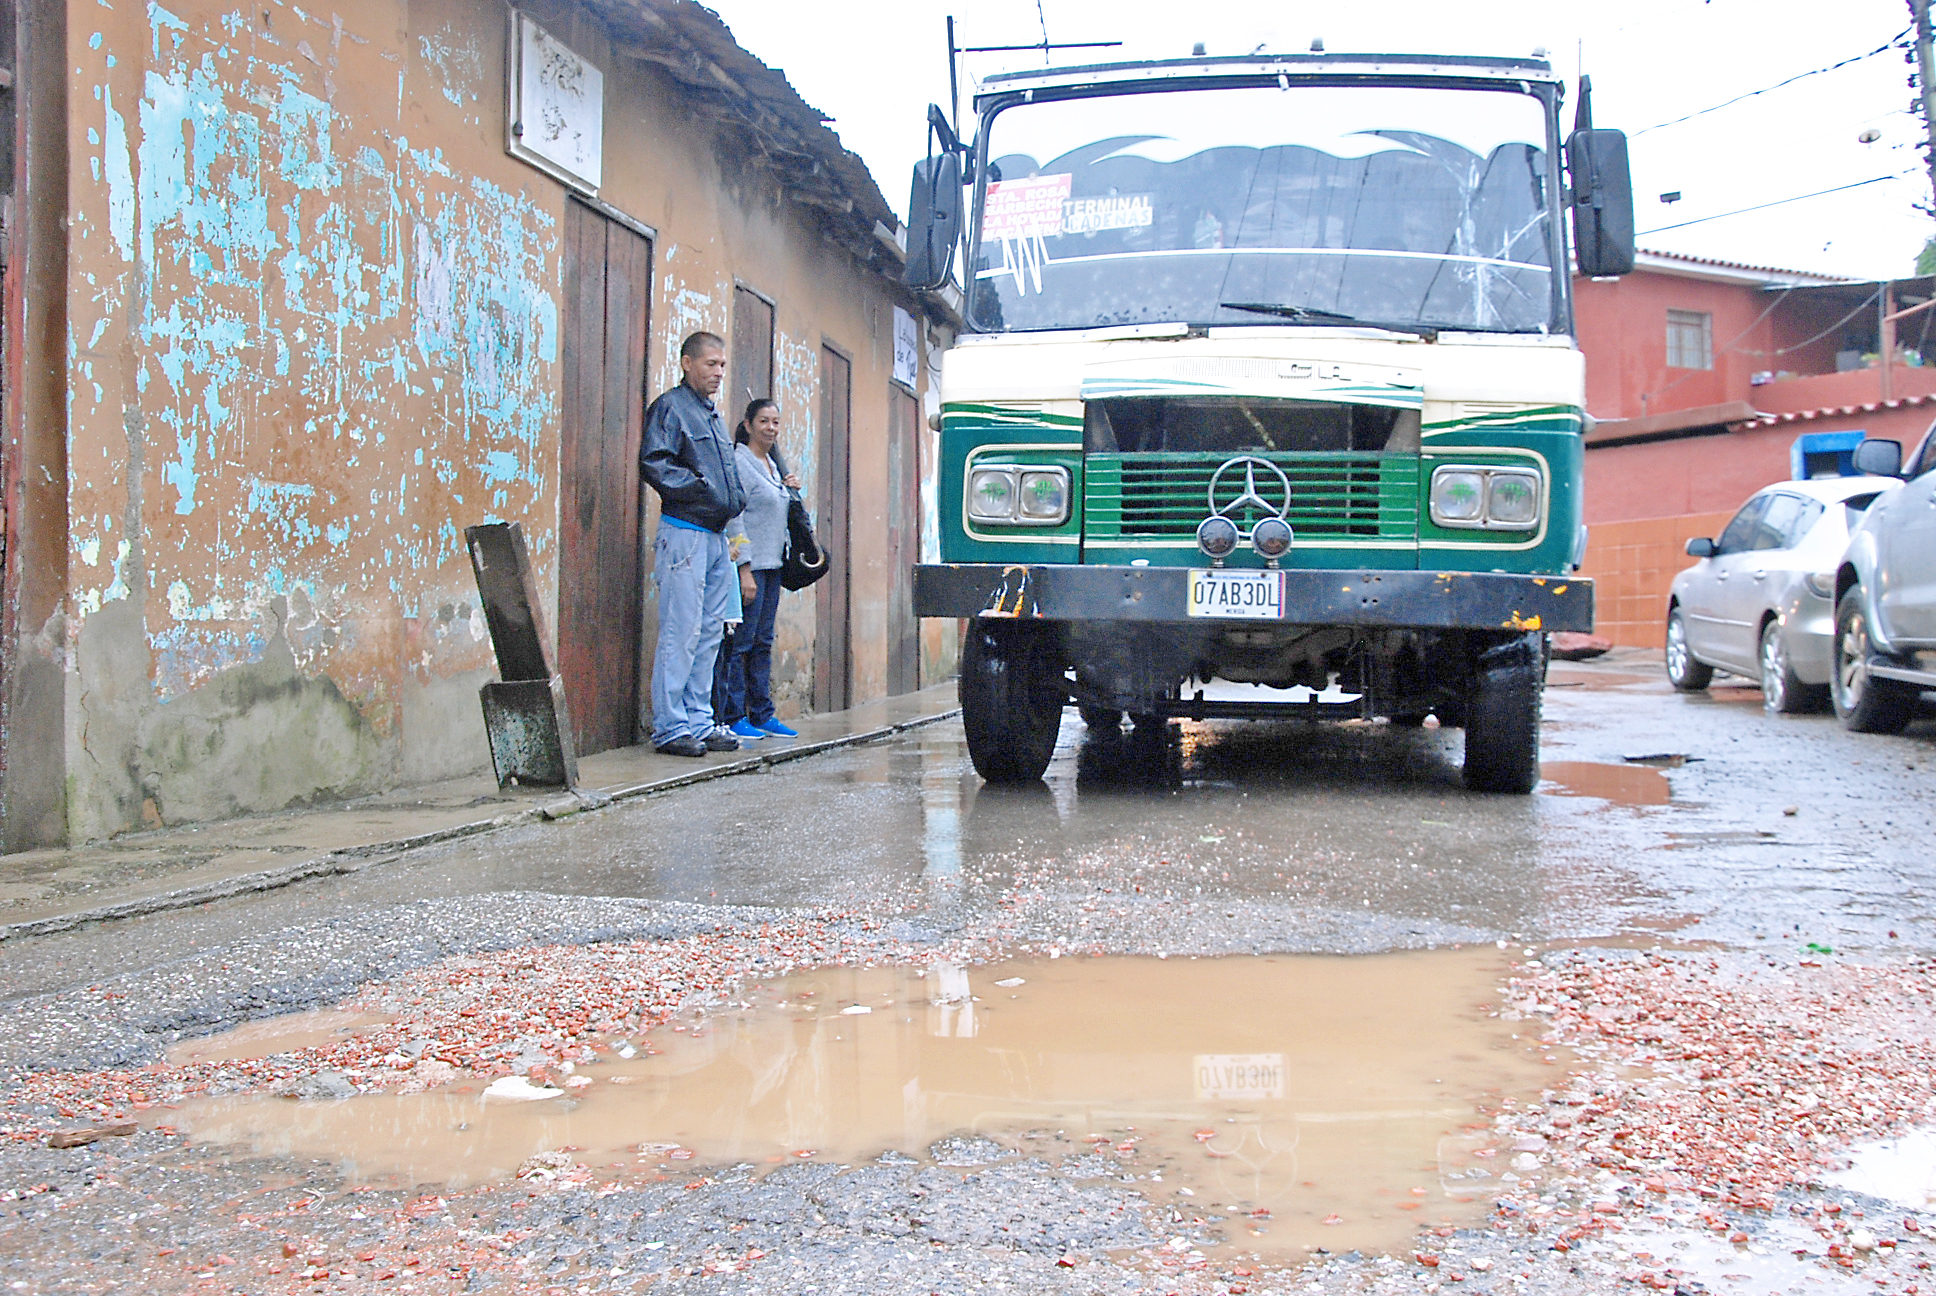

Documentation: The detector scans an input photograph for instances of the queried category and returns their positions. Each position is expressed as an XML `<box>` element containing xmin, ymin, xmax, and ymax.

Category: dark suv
<box><xmin>1833</xmin><ymin>429</ymin><xmax>1936</xmax><ymax>732</ymax></box>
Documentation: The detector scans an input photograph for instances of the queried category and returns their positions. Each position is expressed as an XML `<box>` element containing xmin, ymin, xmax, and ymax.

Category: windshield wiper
<box><xmin>1218</xmin><ymin>302</ymin><xmax>1439</xmax><ymax>339</ymax></box>
<box><xmin>1220</xmin><ymin>301</ymin><xmax>1359</xmax><ymax>323</ymax></box>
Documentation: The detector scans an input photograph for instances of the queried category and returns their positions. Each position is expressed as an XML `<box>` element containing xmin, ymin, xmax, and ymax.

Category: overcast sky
<box><xmin>704</xmin><ymin>0</ymin><xmax>1929</xmax><ymax>283</ymax></box>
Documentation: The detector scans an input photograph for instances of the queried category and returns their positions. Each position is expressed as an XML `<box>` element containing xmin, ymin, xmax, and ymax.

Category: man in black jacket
<box><xmin>640</xmin><ymin>332</ymin><xmax>749</xmax><ymax>757</ymax></box>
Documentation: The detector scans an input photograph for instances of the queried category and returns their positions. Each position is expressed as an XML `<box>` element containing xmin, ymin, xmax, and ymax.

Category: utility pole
<box><xmin>1912</xmin><ymin>0</ymin><xmax>1936</xmax><ymax>215</ymax></box>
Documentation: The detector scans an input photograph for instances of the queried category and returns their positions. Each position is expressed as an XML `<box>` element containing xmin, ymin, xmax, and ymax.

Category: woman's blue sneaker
<box><xmin>758</xmin><ymin>718</ymin><xmax>798</xmax><ymax>738</ymax></box>
<box><xmin>728</xmin><ymin>719</ymin><xmax>767</xmax><ymax>740</ymax></box>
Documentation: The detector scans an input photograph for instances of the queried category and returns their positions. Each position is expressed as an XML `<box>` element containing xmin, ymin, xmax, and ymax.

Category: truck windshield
<box><xmin>969</xmin><ymin>83</ymin><xmax>1558</xmax><ymax>335</ymax></box>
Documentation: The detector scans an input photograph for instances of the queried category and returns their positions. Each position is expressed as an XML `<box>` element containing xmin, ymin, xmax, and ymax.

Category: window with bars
<box><xmin>1666</xmin><ymin>309</ymin><xmax>1713</xmax><ymax>370</ymax></box>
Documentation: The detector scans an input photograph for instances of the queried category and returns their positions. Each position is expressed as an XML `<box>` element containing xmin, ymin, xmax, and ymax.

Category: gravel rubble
<box><xmin>4</xmin><ymin>843</ymin><xmax>1936</xmax><ymax>1294</ymax></box>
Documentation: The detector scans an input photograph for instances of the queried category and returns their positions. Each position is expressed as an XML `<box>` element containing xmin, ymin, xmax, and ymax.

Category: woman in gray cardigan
<box><xmin>713</xmin><ymin>398</ymin><xmax>801</xmax><ymax>739</ymax></box>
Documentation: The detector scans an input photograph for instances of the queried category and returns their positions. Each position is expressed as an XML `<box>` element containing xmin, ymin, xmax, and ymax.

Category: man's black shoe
<box><xmin>703</xmin><ymin>728</ymin><xmax>741</xmax><ymax>752</ymax></box>
<box><xmin>655</xmin><ymin>736</ymin><xmax>708</xmax><ymax>758</ymax></box>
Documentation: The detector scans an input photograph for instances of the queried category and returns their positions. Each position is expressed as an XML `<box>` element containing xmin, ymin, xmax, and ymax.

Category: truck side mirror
<box><xmin>1685</xmin><ymin>537</ymin><xmax>1716</xmax><ymax>559</ymax></box>
<box><xmin>904</xmin><ymin>150</ymin><xmax>962</xmax><ymax>291</ymax></box>
<box><xmin>1852</xmin><ymin>438</ymin><xmax>1903</xmax><ymax>478</ymax></box>
<box><xmin>1567</xmin><ymin>128</ymin><xmax>1635</xmax><ymax>277</ymax></box>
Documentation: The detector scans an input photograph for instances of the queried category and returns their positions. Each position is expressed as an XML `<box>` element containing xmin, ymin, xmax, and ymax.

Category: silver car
<box><xmin>1833</xmin><ymin>430</ymin><xmax>1936</xmax><ymax>732</ymax></box>
<box><xmin>1666</xmin><ymin>476</ymin><xmax>1897</xmax><ymax>711</ymax></box>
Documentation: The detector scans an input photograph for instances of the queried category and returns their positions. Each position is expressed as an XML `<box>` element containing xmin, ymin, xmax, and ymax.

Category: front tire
<box><xmin>1665</xmin><ymin>606</ymin><xmax>1713</xmax><ymax>692</ymax></box>
<box><xmin>1759</xmin><ymin>619</ymin><xmax>1825</xmax><ymax>715</ymax></box>
<box><xmin>1831</xmin><ymin>595</ymin><xmax>1915</xmax><ymax>734</ymax></box>
<box><xmin>959</xmin><ymin>619</ymin><xmax>1066</xmax><ymax>782</ymax></box>
<box><xmin>1463</xmin><ymin>634</ymin><xmax>1543</xmax><ymax>794</ymax></box>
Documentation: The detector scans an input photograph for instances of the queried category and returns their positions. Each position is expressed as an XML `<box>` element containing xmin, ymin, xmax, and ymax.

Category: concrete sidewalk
<box><xmin>0</xmin><ymin>684</ymin><xmax>961</xmax><ymax>941</ymax></box>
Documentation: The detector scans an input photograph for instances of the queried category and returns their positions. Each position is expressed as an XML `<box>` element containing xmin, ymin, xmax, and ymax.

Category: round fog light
<box><xmin>1196</xmin><ymin>515</ymin><xmax>1239</xmax><ymax>559</ymax></box>
<box><xmin>1251</xmin><ymin>516</ymin><xmax>1294</xmax><ymax>559</ymax></box>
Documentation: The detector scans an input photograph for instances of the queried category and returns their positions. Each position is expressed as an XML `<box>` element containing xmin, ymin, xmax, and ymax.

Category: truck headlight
<box><xmin>1486</xmin><ymin>471</ymin><xmax>1541</xmax><ymax>526</ymax></box>
<box><xmin>969</xmin><ymin>469</ymin><xmax>1017</xmax><ymax>520</ymax></box>
<box><xmin>1196</xmin><ymin>515</ymin><xmax>1238</xmax><ymax>559</ymax></box>
<box><xmin>1429</xmin><ymin>465</ymin><xmax>1544</xmax><ymax>531</ymax></box>
<box><xmin>1429</xmin><ymin>469</ymin><xmax>1486</xmax><ymax>524</ymax></box>
<box><xmin>1018</xmin><ymin>468</ymin><xmax>1071</xmax><ymax>522</ymax></box>
<box><xmin>1251</xmin><ymin>516</ymin><xmax>1294</xmax><ymax>560</ymax></box>
<box><xmin>968</xmin><ymin>464</ymin><xmax>1072</xmax><ymax>526</ymax></box>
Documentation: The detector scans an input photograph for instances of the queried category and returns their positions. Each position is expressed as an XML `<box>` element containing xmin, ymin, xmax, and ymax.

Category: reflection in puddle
<box><xmin>174</xmin><ymin>950</ymin><xmax>1560</xmax><ymax>1258</ymax></box>
<box><xmin>1540</xmin><ymin>762</ymin><xmax>1671</xmax><ymax>806</ymax></box>
<box><xmin>1828</xmin><ymin>1126</ymin><xmax>1936</xmax><ymax>1208</ymax></box>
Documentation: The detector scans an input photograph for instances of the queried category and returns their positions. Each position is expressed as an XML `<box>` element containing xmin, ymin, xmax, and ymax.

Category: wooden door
<box><xmin>730</xmin><ymin>287</ymin><xmax>774</xmax><ymax>425</ymax></box>
<box><xmin>814</xmin><ymin>346</ymin><xmax>852</xmax><ymax>712</ymax></box>
<box><xmin>558</xmin><ymin>200</ymin><xmax>651</xmax><ymax>756</ymax></box>
<box><xmin>886</xmin><ymin>385</ymin><xmax>921</xmax><ymax>695</ymax></box>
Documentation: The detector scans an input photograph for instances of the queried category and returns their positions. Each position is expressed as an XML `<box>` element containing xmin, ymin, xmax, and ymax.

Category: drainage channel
<box><xmin>164</xmin><ymin>948</ymin><xmax>1564</xmax><ymax>1260</ymax></box>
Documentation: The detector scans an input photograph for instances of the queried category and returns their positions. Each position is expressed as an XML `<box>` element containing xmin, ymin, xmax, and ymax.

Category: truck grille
<box><xmin>1083</xmin><ymin>454</ymin><xmax>1420</xmax><ymax>541</ymax></box>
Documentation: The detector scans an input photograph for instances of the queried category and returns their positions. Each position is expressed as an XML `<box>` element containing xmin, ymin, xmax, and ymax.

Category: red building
<box><xmin>1574</xmin><ymin>250</ymin><xmax>1936</xmax><ymax>647</ymax></box>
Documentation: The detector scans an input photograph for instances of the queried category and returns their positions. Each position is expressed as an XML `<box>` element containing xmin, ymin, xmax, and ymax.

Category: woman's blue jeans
<box><xmin>712</xmin><ymin>568</ymin><xmax>783</xmax><ymax>726</ymax></box>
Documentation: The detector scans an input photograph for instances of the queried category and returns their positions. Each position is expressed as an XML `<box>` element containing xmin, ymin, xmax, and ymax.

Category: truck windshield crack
<box><xmin>967</xmin><ymin>83</ymin><xmax>1561</xmax><ymax>336</ymax></box>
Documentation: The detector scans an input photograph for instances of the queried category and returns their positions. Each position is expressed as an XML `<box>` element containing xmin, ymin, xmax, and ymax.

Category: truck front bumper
<box><xmin>914</xmin><ymin>564</ymin><xmax>1594</xmax><ymax>634</ymax></box>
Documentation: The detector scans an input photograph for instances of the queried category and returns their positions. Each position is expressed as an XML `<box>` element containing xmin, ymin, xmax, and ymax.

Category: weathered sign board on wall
<box><xmin>508</xmin><ymin>14</ymin><xmax>603</xmax><ymax>192</ymax></box>
<box><xmin>892</xmin><ymin>306</ymin><xmax>919</xmax><ymax>391</ymax></box>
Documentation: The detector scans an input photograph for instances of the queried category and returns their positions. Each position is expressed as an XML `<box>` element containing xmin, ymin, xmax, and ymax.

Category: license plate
<box><xmin>1195</xmin><ymin>1053</ymin><xmax>1286</xmax><ymax>1100</ymax></box>
<box><xmin>1188</xmin><ymin>569</ymin><xmax>1284</xmax><ymax>619</ymax></box>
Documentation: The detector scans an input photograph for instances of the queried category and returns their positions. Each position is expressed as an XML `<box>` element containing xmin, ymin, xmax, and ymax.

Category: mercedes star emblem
<box><xmin>1206</xmin><ymin>456</ymin><xmax>1294</xmax><ymax>537</ymax></box>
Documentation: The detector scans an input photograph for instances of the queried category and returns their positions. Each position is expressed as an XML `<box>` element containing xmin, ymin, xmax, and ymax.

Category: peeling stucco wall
<box><xmin>62</xmin><ymin>0</ymin><xmax>558</xmax><ymax>840</ymax></box>
<box><xmin>27</xmin><ymin>0</ymin><xmax>947</xmax><ymax>848</ymax></box>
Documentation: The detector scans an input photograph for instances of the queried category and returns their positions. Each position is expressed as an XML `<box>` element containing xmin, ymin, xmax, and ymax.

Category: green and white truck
<box><xmin>903</xmin><ymin>50</ymin><xmax>1635</xmax><ymax>792</ymax></box>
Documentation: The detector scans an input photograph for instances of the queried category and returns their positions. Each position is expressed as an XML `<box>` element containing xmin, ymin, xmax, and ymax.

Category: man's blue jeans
<box><xmin>713</xmin><ymin>568</ymin><xmax>782</xmax><ymax>726</ymax></box>
<box><xmin>650</xmin><ymin>524</ymin><xmax>738</xmax><ymax>746</ymax></box>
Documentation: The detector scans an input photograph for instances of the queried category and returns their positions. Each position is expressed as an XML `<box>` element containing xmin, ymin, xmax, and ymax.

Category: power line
<box><xmin>1632</xmin><ymin>29</ymin><xmax>1911</xmax><ymax>137</ymax></box>
<box><xmin>1636</xmin><ymin>174</ymin><xmax>1908</xmax><ymax>235</ymax></box>
<box><xmin>1651</xmin><ymin>283</ymin><xmax>1879</xmax><ymax>404</ymax></box>
<box><xmin>1760</xmin><ymin>287</ymin><xmax>1884</xmax><ymax>357</ymax></box>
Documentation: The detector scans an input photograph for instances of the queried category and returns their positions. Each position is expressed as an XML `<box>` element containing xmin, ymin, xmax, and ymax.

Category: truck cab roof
<box><xmin>975</xmin><ymin>52</ymin><xmax>1560</xmax><ymax>107</ymax></box>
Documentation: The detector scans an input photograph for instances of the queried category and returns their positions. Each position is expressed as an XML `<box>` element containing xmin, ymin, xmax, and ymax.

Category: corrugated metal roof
<box><xmin>1632</xmin><ymin>248</ymin><xmax>1858</xmax><ymax>287</ymax></box>
<box><xmin>1742</xmin><ymin>393</ymin><xmax>1936</xmax><ymax>428</ymax></box>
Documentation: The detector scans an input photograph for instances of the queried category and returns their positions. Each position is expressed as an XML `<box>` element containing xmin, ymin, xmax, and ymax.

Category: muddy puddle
<box><xmin>170</xmin><ymin>949</ymin><xmax>1562</xmax><ymax>1258</ymax></box>
<box><xmin>1545</xmin><ymin>666</ymin><xmax>1659</xmax><ymax>692</ymax></box>
<box><xmin>1829</xmin><ymin>1127</ymin><xmax>1936</xmax><ymax>1209</ymax></box>
<box><xmin>1540</xmin><ymin>761</ymin><xmax>1672</xmax><ymax>806</ymax></box>
<box><xmin>164</xmin><ymin>1009</ymin><xmax>395</xmax><ymax>1066</ymax></box>
<box><xmin>1607</xmin><ymin>1216</ymin><xmax>1884</xmax><ymax>1296</ymax></box>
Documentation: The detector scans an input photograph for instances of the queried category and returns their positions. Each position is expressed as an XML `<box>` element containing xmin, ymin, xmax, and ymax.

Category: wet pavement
<box><xmin>3</xmin><ymin>648</ymin><xmax>1935</xmax><ymax>1294</ymax></box>
<box><xmin>0</xmin><ymin>684</ymin><xmax>961</xmax><ymax>940</ymax></box>
<box><xmin>4</xmin><ymin>652</ymin><xmax>1929</xmax><ymax>1004</ymax></box>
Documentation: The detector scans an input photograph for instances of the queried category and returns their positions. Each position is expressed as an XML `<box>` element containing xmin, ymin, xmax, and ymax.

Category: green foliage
<box><xmin>1917</xmin><ymin>235</ymin><xmax>1936</xmax><ymax>277</ymax></box>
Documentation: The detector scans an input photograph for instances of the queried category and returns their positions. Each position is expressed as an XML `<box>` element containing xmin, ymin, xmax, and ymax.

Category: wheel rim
<box><xmin>1837</xmin><ymin>609</ymin><xmax>1870</xmax><ymax>710</ymax></box>
<box><xmin>1761</xmin><ymin>626</ymin><xmax>1787</xmax><ymax>710</ymax></box>
<box><xmin>1666</xmin><ymin>614</ymin><xmax>1691</xmax><ymax>680</ymax></box>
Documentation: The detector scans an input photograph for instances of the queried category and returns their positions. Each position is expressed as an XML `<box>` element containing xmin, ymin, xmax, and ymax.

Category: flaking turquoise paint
<box><xmin>72</xmin><ymin>0</ymin><xmax>564</xmax><ymax>708</ymax></box>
